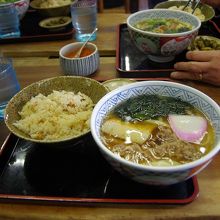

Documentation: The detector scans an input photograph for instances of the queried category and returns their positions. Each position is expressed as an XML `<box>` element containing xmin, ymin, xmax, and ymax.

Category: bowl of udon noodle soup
<box><xmin>30</xmin><ymin>0</ymin><xmax>77</xmax><ymax>17</ymax></box>
<box><xmin>127</xmin><ymin>9</ymin><xmax>201</xmax><ymax>63</ymax></box>
<box><xmin>90</xmin><ymin>81</ymin><xmax>220</xmax><ymax>185</ymax></box>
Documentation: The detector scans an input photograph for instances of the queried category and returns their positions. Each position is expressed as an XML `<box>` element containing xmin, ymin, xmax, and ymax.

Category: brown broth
<box><xmin>65</xmin><ymin>47</ymin><xmax>94</xmax><ymax>58</ymax></box>
<box><xmin>100</xmin><ymin>109</ymin><xmax>215</xmax><ymax>166</ymax></box>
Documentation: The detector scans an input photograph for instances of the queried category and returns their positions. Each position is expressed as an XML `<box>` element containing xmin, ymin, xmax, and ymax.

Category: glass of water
<box><xmin>0</xmin><ymin>57</ymin><xmax>20</xmax><ymax>120</ymax></box>
<box><xmin>0</xmin><ymin>3</ymin><xmax>20</xmax><ymax>39</ymax></box>
<box><xmin>71</xmin><ymin>0</ymin><xmax>97</xmax><ymax>42</ymax></box>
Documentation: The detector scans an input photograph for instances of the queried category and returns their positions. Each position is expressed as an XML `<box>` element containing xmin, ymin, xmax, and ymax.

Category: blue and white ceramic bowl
<box><xmin>127</xmin><ymin>9</ymin><xmax>201</xmax><ymax>63</ymax></box>
<box><xmin>1</xmin><ymin>0</ymin><xmax>30</xmax><ymax>20</ymax></box>
<box><xmin>15</xmin><ymin>0</ymin><xmax>29</xmax><ymax>20</ymax></box>
<box><xmin>91</xmin><ymin>81</ymin><xmax>220</xmax><ymax>185</ymax></box>
<box><xmin>59</xmin><ymin>42</ymin><xmax>99</xmax><ymax>76</ymax></box>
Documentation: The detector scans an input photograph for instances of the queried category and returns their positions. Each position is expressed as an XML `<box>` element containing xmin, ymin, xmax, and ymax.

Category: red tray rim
<box><xmin>0</xmin><ymin>133</ymin><xmax>199</xmax><ymax>205</ymax></box>
<box><xmin>0</xmin><ymin>180</ymin><xmax>199</xmax><ymax>205</ymax></box>
<box><xmin>0</xmin><ymin>29</ymin><xmax>74</xmax><ymax>43</ymax></box>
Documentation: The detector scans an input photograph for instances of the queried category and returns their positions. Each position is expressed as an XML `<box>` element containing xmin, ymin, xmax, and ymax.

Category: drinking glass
<box><xmin>71</xmin><ymin>0</ymin><xmax>97</xmax><ymax>42</ymax></box>
<box><xmin>0</xmin><ymin>57</ymin><xmax>20</xmax><ymax>120</ymax></box>
<box><xmin>0</xmin><ymin>3</ymin><xmax>20</xmax><ymax>39</ymax></box>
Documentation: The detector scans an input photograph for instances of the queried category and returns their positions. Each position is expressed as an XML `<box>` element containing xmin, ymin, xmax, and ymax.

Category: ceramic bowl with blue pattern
<box><xmin>13</xmin><ymin>0</ymin><xmax>30</xmax><ymax>20</ymax></box>
<box><xmin>127</xmin><ymin>9</ymin><xmax>201</xmax><ymax>63</ymax></box>
<box><xmin>91</xmin><ymin>81</ymin><xmax>220</xmax><ymax>185</ymax></box>
<box><xmin>59</xmin><ymin>42</ymin><xmax>99</xmax><ymax>76</ymax></box>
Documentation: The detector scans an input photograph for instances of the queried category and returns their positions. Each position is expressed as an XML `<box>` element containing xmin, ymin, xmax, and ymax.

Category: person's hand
<box><xmin>201</xmin><ymin>0</ymin><xmax>220</xmax><ymax>9</ymax></box>
<box><xmin>170</xmin><ymin>50</ymin><xmax>220</xmax><ymax>86</ymax></box>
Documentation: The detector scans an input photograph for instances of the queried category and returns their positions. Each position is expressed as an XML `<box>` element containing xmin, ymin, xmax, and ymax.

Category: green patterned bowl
<box><xmin>127</xmin><ymin>9</ymin><xmax>201</xmax><ymax>63</ymax></box>
<box><xmin>30</xmin><ymin>0</ymin><xmax>77</xmax><ymax>17</ymax></box>
<box><xmin>154</xmin><ymin>1</ymin><xmax>215</xmax><ymax>23</ymax></box>
<box><xmin>4</xmin><ymin>76</ymin><xmax>108</xmax><ymax>145</ymax></box>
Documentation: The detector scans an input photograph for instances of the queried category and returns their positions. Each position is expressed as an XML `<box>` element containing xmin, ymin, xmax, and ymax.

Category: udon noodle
<box><xmin>100</xmin><ymin>95</ymin><xmax>215</xmax><ymax>167</ymax></box>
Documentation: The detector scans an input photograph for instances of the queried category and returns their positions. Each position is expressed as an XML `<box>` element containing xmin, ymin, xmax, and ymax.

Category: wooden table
<box><xmin>0</xmin><ymin>13</ymin><xmax>220</xmax><ymax>220</ymax></box>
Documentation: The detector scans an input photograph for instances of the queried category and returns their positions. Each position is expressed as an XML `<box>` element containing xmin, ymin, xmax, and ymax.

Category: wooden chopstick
<box><xmin>182</xmin><ymin>0</ymin><xmax>201</xmax><ymax>13</ymax></box>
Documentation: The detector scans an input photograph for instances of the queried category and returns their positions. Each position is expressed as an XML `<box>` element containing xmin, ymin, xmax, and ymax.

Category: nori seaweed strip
<box><xmin>113</xmin><ymin>95</ymin><xmax>192</xmax><ymax>121</ymax></box>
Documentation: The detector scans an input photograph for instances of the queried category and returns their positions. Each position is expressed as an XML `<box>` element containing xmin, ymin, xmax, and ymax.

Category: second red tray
<box><xmin>0</xmin><ymin>10</ymin><xmax>74</xmax><ymax>44</ymax></box>
<box><xmin>0</xmin><ymin>133</ymin><xmax>199</xmax><ymax>205</ymax></box>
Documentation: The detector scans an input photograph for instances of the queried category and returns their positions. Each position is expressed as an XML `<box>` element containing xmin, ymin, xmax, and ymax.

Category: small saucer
<box><xmin>39</xmin><ymin>16</ymin><xmax>72</xmax><ymax>32</ymax></box>
<box><xmin>188</xmin><ymin>35</ymin><xmax>220</xmax><ymax>50</ymax></box>
<box><xmin>102</xmin><ymin>78</ymin><xmax>136</xmax><ymax>92</ymax></box>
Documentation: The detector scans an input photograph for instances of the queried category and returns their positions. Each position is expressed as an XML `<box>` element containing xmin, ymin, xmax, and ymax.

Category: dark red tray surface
<box><xmin>116</xmin><ymin>21</ymin><xmax>220</xmax><ymax>78</ymax></box>
<box><xmin>0</xmin><ymin>133</ymin><xmax>199</xmax><ymax>205</ymax></box>
<box><xmin>0</xmin><ymin>10</ymin><xmax>74</xmax><ymax>43</ymax></box>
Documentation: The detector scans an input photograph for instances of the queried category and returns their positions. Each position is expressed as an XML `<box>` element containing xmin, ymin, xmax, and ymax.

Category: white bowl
<box><xmin>91</xmin><ymin>81</ymin><xmax>220</xmax><ymax>185</ymax></box>
<box><xmin>59</xmin><ymin>42</ymin><xmax>99</xmax><ymax>76</ymax></box>
<box><xmin>127</xmin><ymin>9</ymin><xmax>201</xmax><ymax>62</ymax></box>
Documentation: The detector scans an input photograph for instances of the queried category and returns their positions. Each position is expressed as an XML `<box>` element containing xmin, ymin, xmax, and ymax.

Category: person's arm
<box><xmin>201</xmin><ymin>0</ymin><xmax>220</xmax><ymax>9</ymax></box>
<box><xmin>170</xmin><ymin>50</ymin><xmax>220</xmax><ymax>86</ymax></box>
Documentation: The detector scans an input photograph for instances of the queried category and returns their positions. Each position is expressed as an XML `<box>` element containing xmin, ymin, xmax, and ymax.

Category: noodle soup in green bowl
<box><xmin>91</xmin><ymin>81</ymin><xmax>220</xmax><ymax>185</ymax></box>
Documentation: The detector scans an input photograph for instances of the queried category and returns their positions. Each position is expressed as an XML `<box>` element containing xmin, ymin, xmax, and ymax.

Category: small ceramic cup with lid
<box><xmin>59</xmin><ymin>42</ymin><xmax>99</xmax><ymax>76</ymax></box>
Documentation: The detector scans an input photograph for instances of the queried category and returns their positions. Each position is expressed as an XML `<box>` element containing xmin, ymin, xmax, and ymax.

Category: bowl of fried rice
<box><xmin>154</xmin><ymin>0</ymin><xmax>215</xmax><ymax>23</ymax></box>
<box><xmin>30</xmin><ymin>0</ymin><xmax>77</xmax><ymax>17</ymax></box>
<box><xmin>4</xmin><ymin>76</ymin><xmax>108</xmax><ymax>145</ymax></box>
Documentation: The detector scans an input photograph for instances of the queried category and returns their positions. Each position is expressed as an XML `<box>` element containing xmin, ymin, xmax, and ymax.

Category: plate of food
<box><xmin>188</xmin><ymin>35</ymin><xmax>220</xmax><ymax>50</ymax></box>
<box><xmin>39</xmin><ymin>16</ymin><xmax>72</xmax><ymax>31</ymax></box>
<box><xmin>30</xmin><ymin>0</ymin><xmax>77</xmax><ymax>17</ymax></box>
<box><xmin>102</xmin><ymin>78</ymin><xmax>136</xmax><ymax>92</ymax></box>
<box><xmin>154</xmin><ymin>0</ymin><xmax>215</xmax><ymax>22</ymax></box>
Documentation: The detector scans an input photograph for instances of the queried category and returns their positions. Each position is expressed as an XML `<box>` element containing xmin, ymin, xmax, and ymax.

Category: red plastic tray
<box><xmin>0</xmin><ymin>10</ymin><xmax>74</xmax><ymax>43</ymax></box>
<box><xmin>0</xmin><ymin>133</ymin><xmax>199</xmax><ymax>205</ymax></box>
<box><xmin>116</xmin><ymin>22</ymin><xmax>220</xmax><ymax>78</ymax></box>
